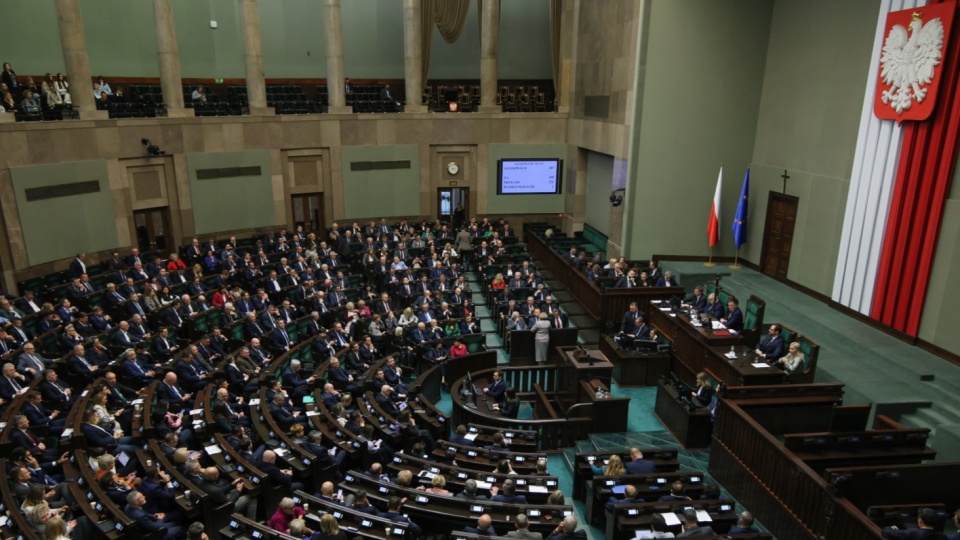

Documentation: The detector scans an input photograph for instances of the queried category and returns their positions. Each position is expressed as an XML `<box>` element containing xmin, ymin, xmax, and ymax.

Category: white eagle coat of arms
<box><xmin>879</xmin><ymin>13</ymin><xmax>945</xmax><ymax>114</ymax></box>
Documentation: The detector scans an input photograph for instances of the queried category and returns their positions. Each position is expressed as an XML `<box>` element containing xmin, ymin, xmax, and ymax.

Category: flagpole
<box><xmin>730</xmin><ymin>249</ymin><xmax>741</xmax><ymax>269</ymax></box>
<box><xmin>705</xmin><ymin>247</ymin><xmax>716</xmax><ymax>267</ymax></box>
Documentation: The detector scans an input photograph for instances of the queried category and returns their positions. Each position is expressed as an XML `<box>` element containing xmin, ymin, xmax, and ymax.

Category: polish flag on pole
<box><xmin>707</xmin><ymin>167</ymin><xmax>723</xmax><ymax>248</ymax></box>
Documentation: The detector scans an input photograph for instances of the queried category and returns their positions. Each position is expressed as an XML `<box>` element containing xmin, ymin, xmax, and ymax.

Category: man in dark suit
<box><xmin>492</xmin><ymin>480</ymin><xmax>527</xmax><ymax>504</ymax></box>
<box><xmin>451</xmin><ymin>425</ymin><xmax>476</xmax><ymax>447</ymax></box>
<box><xmin>281</xmin><ymin>359</ymin><xmax>315</xmax><ymax>400</ymax></box>
<box><xmin>703</xmin><ymin>293</ymin><xmax>725</xmax><ymax>319</ymax></box>
<box><xmin>880</xmin><ymin>508</ymin><xmax>948</xmax><ymax>540</ymax></box>
<box><xmin>375</xmin><ymin>384</ymin><xmax>403</xmax><ymax>416</ymax></box>
<box><xmin>615</xmin><ymin>270</ymin><xmax>638</xmax><ymax>288</ymax></box>
<box><xmin>721</xmin><ymin>298</ymin><xmax>744</xmax><ymax>331</ymax></box>
<box><xmin>606</xmin><ymin>484</ymin><xmax>641</xmax><ymax>511</ymax></box>
<box><xmin>255</xmin><ymin>449</ymin><xmax>304</xmax><ymax>491</ymax></box>
<box><xmin>124</xmin><ymin>490</ymin><xmax>183</xmax><ymax>540</ymax></box>
<box><xmin>23</xmin><ymin>391</ymin><xmax>65</xmax><ymax>433</ymax></box>
<box><xmin>506</xmin><ymin>514</ymin><xmax>543</xmax><ymax>539</ymax></box>
<box><xmin>156</xmin><ymin>372</ymin><xmax>192</xmax><ymax>412</ymax></box>
<box><xmin>727</xmin><ymin>511</ymin><xmax>760</xmax><ymax>534</ymax></box>
<box><xmin>196</xmin><ymin>466</ymin><xmax>258</xmax><ymax>519</ymax></box>
<box><xmin>755</xmin><ymin>324</ymin><xmax>786</xmax><ymax>360</ymax></box>
<box><xmin>174</xmin><ymin>354</ymin><xmax>208</xmax><ymax>392</ymax></box>
<box><xmin>682</xmin><ymin>286</ymin><xmax>708</xmax><ymax>311</ymax></box>
<box><xmin>69</xmin><ymin>252</ymin><xmax>87</xmax><ymax>278</ymax></box>
<box><xmin>243</xmin><ymin>312</ymin><xmax>265</xmax><ymax>340</ymax></box>
<box><xmin>0</xmin><ymin>362</ymin><xmax>28</xmax><ymax>401</ymax></box>
<box><xmin>655</xmin><ymin>271</ymin><xmax>679</xmax><ymax>288</ymax></box>
<box><xmin>152</xmin><ymin>327</ymin><xmax>180</xmax><ymax>360</ymax></box>
<box><xmin>379</xmin><ymin>496</ymin><xmax>421</xmax><ymax>537</ymax></box>
<box><xmin>626</xmin><ymin>315</ymin><xmax>651</xmax><ymax>341</ymax></box>
<box><xmin>80</xmin><ymin>409</ymin><xmax>139</xmax><ymax>455</ymax></box>
<box><xmin>63</xmin><ymin>344</ymin><xmax>98</xmax><ymax>383</ymax></box>
<box><xmin>270</xmin><ymin>319</ymin><xmax>294</xmax><ymax>351</ymax></box>
<box><xmin>677</xmin><ymin>508</ymin><xmax>715</xmax><ymax>537</ymax></box>
<box><xmin>657</xmin><ymin>481</ymin><xmax>691</xmax><ymax>502</ymax></box>
<box><xmin>482</xmin><ymin>371</ymin><xmax>507</xmax><ymax>403</ymax></box>
<box><xmin>546</xmin><ymin>516</ymin><xmax>587</xmax><ymax>540</ymax></box>
<box><xmin>464</xmin><ymin>514</ymin><xmax>498</xmax><ymax>536</ymax></box>
<box><xmin>39</xmin><ymin>370</ymin><xmax>75</xmax><ymax>411</ymax></box>
<box><xmin>624</xmin><ymin>447</ymin><xmax>657</xmax><ymax>474</ymax></box>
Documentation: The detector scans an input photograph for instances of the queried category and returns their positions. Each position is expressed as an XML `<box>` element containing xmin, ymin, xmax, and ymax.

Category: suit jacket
<box><xmin>485</xmin><ymin>379</ymin><xmax>507</xmax><ymax>403</ymax></box>
<box><xmin>546</xmin><ymin>531</ymin><xmax>587</xmax><ymax>540</ymax></box>
<box><xmin>625</xmin><ymin>458</ymin><xmax>657</xmax><ymax>474</ymax></box>
<box><xmin>684</xmin><ymin>294</ymin><xmax>708</xmax><ymax>311</ymax></box>
<box><xmin>880</xmin><ymin>528</ymin><xmax>948</xmax><ymax>540</ymax></box>
<box><xmin>655</xmin><ymin>277</ymin><xmax>679</xmax><ymax>287</ymax></box>
<box><xmin>615</xmin><ymin>276</ymin><xmax>638</xmax><ymax>288</ymax></box>
<box><xmin>677</xmin><ymin>525</ymin><xmax>716</xmax><ymax>537</ymax></box>
<box><xmin>507</xmin><ymin>530</ymin><xmax>543</xmax><ymax>539</ymax></box>
<box><xmin>124</xmin><ymin>505</ymin><xmax>166</xmax><ymax>532</ymax></box>
<box><xmin>724</xmin><ymin>308</ymin><xmax>744</xmax><ymax>331</ymax></box>
<box><xmin>756</xmin><ymin>335</ymin><xmax>785</xmax><ymax>360</ymax></box>
<box><xmin>82</xmin><ymin>422</ymin><xmax>118</xmax><ymax>448</ymax></box>
<box><xmin>0</xmin><ymin>375</ymin><xmax>26</xmax><ymax>400</ymax></box>
<box><xmin>703</xmin><ymin>301</ymin><xmax>725</xmax><ymax>319</ymax></box>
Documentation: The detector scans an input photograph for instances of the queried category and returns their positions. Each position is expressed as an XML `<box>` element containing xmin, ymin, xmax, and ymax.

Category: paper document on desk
<box><xmin>752</xmin><ymin>363</ymin><xmax>771</xmax><ymax>368</ymax></box>
<box><xmin>305</xmin><ymin>410</ymin><xmax>320</xmax><ymax>416</ymax></box>
<box><xmin>528</xmin><ymin>485</ymin><xmax>548</xmax><ymax>493</ymax></box>
<box><xmin>204</xmin><ymin>445</ymin><xmax>222</xmax><ymax>455</ymax></box>
<box><xmin>711</xmin><ymin>321</ymin><xmax>726</xmax><ymax>330</ymax></box>
<box><xmin>651</xmin><ymin>300</ymin><xmax>662</xmax><ymax>304</ymax></box>
<box><xmin>464</xmin><ymin>433</ymin><xmax>478</xmax><ymax>441</ymax></box>
<box><xmin>696</xmin><ymin>510</ymin><xmax>713</xmax><ymax>522</ymax></box>
<box><xmin>190</xmin><ymin>409</ymin><xmax>203</xmax><ymax>415</ymax></box>
<box><xmin>476</xmin><ymin>481</ymin><xmax>492</xmax><ymax>490</ymax></box>
<box><xmin>661</xmin><ymin>512</ymin><xmax>681</xmax><ymax>526</ymax></box>
<box><xmin>249</xmin><ymin>399</ymin><xmax>260</xmax><ymax>406</ymax></box>
<box><xmin>725</xmin><ymin>352</ymin><xmax>737</xmax><ymax>359</ymax></box>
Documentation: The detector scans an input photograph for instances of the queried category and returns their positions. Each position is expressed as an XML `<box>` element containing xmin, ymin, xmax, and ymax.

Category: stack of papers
<box><xmin>752</xmin><ymin>362</ymin><xmax>771</xmax><ymax>368</ymax></box>
<box><xmin>711</xmin><ymin>321</ymin><xmax>726</xmax><ymax>330</ymax></box>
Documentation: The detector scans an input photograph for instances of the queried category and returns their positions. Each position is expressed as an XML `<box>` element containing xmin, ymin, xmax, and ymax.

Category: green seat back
<box><xmin>718</xmin><ymin>290</ymin><xmax>730</xmax><ymax>307</ymax></box>
<box><xmin>706</xmin><ymin>282</ymin><xmax>717</xmax><ymax>296</ymax></box>
<box><xmin>462</xmin><ymin>333</ymin><xmax>484</xmax><ymax>353</ymax></box>
<box><xmin>798</xmin><ymin>337</ymin><xmax>815</xmax><ymax>372</ymax></box>
<box><xmin>744</xmin><ymin>298</ymin><xmax>762</xmax><ymax>333</ymax></box>
<box><xmin>779</xmin><ymin>325</ymin><xmax>795</xmax><ymax>345</ymax></box>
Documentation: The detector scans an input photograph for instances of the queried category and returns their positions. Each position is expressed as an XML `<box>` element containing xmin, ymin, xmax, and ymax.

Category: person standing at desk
<box><xmin>720</xmin><ymin>297</ymin><xmax>743</xmax><ymax>331</ymax></box>
<box><xmin>483</xmin><ymin>371</ymin><xmax>507</xmax><ymax>403</ymax></box>
<box><xmin>534</xmin><ymin>312</ymin><xmax>551</xmax><ymax>363</ymax></box>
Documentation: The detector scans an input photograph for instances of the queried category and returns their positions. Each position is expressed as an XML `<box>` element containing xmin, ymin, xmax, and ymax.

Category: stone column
<box><xmin>478</xmin><ymin>0</ymin><xmax>500</xmax><ymax>113</ymax></box>
<box><xmin>54</xmin><ymin>0</ymin><xmax>103</xmax><ymax>118</ymax></box>
<box><xmin>239</xmin><ymin>0</ymin><xmax>271</xmax><ymax>115</ymax></box>
<box><xmin>152</xmin><ymin>0</ymin><xmax>188</xmax><ymax>116</ymax></box>
<box><xmin>323</xmin><ymin>0</ymin><xmax>351</xmax><ymax>113</ymax></box>
<box><xmin>403</xmin><ymin>0</ymin><xmax>427</xmax><ymax>113</ymax></box>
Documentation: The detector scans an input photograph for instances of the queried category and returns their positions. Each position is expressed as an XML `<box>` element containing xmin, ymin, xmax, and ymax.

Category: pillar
<box><xmin>479</xmin><ymin>0</ymin><xmax>500</xmax><ymax>113</ymax></box>
<box><xmin>152</xmin><ymin>0</ymin><xmax>188</xmax><ymax>116</ymax></box>
<box><xmin>403</xmin><ymin>0</ymin><xmax>427</xmax><ymax>113</ymax></box>
<box><xmin>54</xmin><ymin>0</ymin><xmax>103</xmax><ymax>118</ymax></box>
<box><xmin>323</xmin><ymin>0</ymin><xmax>351</xmax><ymax>114</ymax></box>
<box><xmin>239</xmin><ymin>0</ymin><xmax>271</xmax><ymax>114</ymax></box>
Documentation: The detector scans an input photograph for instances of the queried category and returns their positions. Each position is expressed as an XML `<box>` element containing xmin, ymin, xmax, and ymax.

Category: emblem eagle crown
<box><xmin>879</xmin><ymin>10</ymin><xmax>945</xmax><ymax>114</ymax></box>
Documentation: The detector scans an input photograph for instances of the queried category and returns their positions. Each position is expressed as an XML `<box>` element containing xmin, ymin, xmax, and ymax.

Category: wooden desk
<box><xmin>650</xmin><ymin>308</ymin><xmax>786</xmax><ymax>386</ymax></box>
<box><xmin>654</xmin><ymin>379</ymin><xmax>713</xmax><ymax>449</ymax></box>
<box><xmin>598</xmin><ymin>334</ymin><xmax>671</xmax><ymax>386</ymax></box>
<box><xmin>554</xmin><ymin>346</ymin><xmax>614</xmax><ymax>393</ymax></box>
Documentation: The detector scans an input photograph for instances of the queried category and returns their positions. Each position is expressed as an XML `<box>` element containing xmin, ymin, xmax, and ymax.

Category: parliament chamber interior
<box><xmin>0</xmin><ymin>1</ymin><xmax>959</xmax><ymax>540</ymax></box>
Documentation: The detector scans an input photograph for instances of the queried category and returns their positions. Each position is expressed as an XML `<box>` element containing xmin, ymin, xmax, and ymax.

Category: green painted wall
<box><xmin>624</xmin><ymin>0</ymin><xmax>773</xmax><ymax>258</ymax></box>
<box><xmin>261</xmin><ymin>0</ymin><xmax>327</xmax><ymax>78</ymax></box>
<box><xmin>918</xmin><ymin>169</ymin><xmax>960</xmax><ymax>352</ymax></box>
<box><xmin>341</xmin><ymin>145</ymin><xmax>420</xmax><ymax>220</ymax></box>
<box><xmin>342</xmin><ymin>0</ymin><xmax>404</xmax><ymax>79</ymax></box>
<box><xmin>187</xmin><ymin>151</ymin><xmax>275</xmax><ymax>235</ymax></box>
<box><xmin>11</xmin><ymin>160</ymin><xmax>118</xmax><ymax>266</ymax></box>
<box><xmin>0</xmin><ymin>0</ymin><xmax>550</xmax><ymax>81</ymax></box>
<box><xmin>487</xmin><ymin>144</ymin><xmax>567</xmax><ymax>215</ymax></box>
<box><xmin>747</xmin><ymin>0</ymin><xmax>877</xmax><ymax>295</ymax></box>
<box><xmin>585</xmin><ymin>151</ymin><xmax>613</xmax><ymax>236</ymax></box>
<box><xmin>499</xmin><ymin>0</ymin><xmax>553</xmax><ymax>80</ymax></box>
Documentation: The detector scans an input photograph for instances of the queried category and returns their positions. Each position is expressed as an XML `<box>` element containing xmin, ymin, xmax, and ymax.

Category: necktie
<box><xmin>31</xmin><ymin>355</ymin><xmax>43</xmax><ymax>372</ymax></box>
<box><xmin>9</xmin><ymin>377</ymin><xmax>21</xmax><ymax>392</ymax></box>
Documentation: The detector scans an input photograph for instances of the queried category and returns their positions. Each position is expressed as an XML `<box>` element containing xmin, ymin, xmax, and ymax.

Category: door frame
<box><xmin>436</xmin><ymin>187</ymin><xmax>470</xmax><ymax>224</ymax></box>
<box><xmin>133</xmin><ymin>207</ymin><xmax>173</xmax><ymax>253</ymax></box>
<box><xmin>290</xmin><ymin>192</ymin><xmax>326</xmax><ymax>236</ymax></box>
<box><xmin>759</xmin><ymin>191</ymin><xmax>800</xmax><ymax>279</ymax></box>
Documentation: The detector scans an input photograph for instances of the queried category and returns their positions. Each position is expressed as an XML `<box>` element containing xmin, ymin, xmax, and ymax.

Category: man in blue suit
<box><xmin>721</xmin><ymin>298</ymin><xmax>743</xmax><ymax>332</ymax></box>
<box><xmin>483</xmin><ymin>371</ymin><xmax>507</xmax><ymax>404</ymax></box>
<box><xmin>282</xmin><ymin>359</ymin><xmax>315</xmax><ymax>400</ymax></box>
<box><xmin>379</xmin><ymin>496</ymin><xmax>421</xmax><ymax>537</ymax></box>
<box><xmin>703</xmin><ymin>293</ymin><xmax>725</xmax><ymax>320</ymax></box>
<box><xmin>754</xmin><ymin>324</ymin><xmax>785</xmax><ymax>360</ymax></box>
<box><xmin>81</xmin><ymin>409</ymin><xmax>139</xmax><ymax>455</ymax></box>
<box><xmin>624</xmin><ymin>447</ymin><xmax>657</xmax><ymax>474</ymax></box>
<box><xmin>124</xmin><ymin>490</ymin><xmax>183</xmax><ymax>540</ymax></box>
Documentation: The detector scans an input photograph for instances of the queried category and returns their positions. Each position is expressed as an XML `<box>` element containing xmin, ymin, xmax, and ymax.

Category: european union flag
<box><xmin>732</xmin><ymin>168</ymin><xmax>749</xmax><ymax>249</ymax></box>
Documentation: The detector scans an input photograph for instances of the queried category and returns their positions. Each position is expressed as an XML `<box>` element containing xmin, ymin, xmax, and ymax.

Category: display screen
<box><xmin>497</xmin><ymin>159</ymin><xmax>563</xmax><ymax>195</ymax></box>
